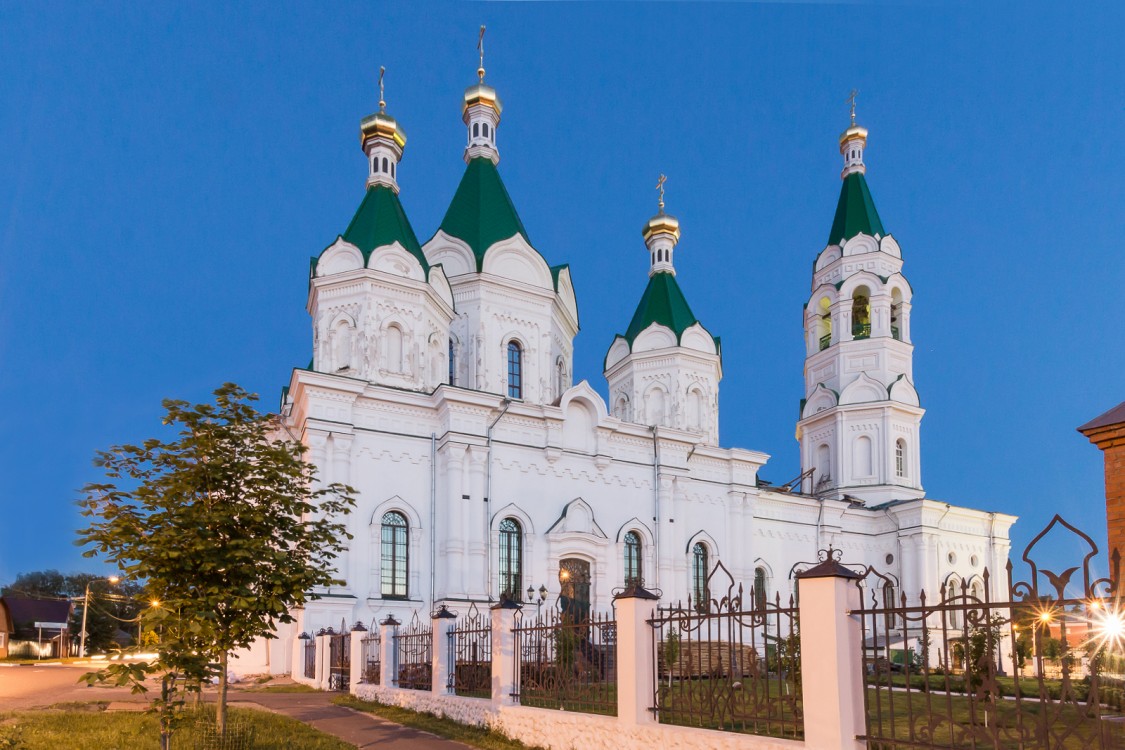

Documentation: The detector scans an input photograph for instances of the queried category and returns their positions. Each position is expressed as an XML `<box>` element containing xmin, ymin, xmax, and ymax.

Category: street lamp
<box><xmin>79</xmin><ymin>576</ymin><xmax>120</xmax><ymax>658</ymax></box>
<box><xmin>526</xmin><ymin>584</ymin><xmax>548</xmax><ymax>618</ymax></box>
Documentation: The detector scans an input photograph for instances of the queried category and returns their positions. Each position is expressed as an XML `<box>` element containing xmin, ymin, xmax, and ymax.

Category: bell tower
<box><xmin>797</xmin><ymin>102</ymin><xmax>924</xmax><ymax>503</ymax></box>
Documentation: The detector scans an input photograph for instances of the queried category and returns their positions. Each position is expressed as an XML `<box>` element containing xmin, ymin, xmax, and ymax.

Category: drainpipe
<box><xmin>652</xmin><ymin>426</ymin><xmax>660</xmax><ymax>589</ymax></box>
<box><xmin>485</xmin><ymin>399</ymin><xmax>512</xmax><ymax>601</ymax></box>
<box><xmin>429</xmin><ymin>432</ymin><xmax>437</xmax><ymax>612</ymax></box>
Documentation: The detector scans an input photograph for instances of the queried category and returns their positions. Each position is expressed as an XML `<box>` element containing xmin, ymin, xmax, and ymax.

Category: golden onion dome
<box><xmin>642</xmin><ymin>212</ymin><xmax>681</xmax><ymax>244</ymax></box>
<box><xmin>359</xmin><ymin>111</ymin><xmax>407</xmax><ymax>149</ymax></box>
<box><xmin>838</xmin><ymin>124</ymin><xmax>868</xmax><ymax>149</ymax></box>
<box><xmin>462</xmin><ymin>82</ymin><xmax>503</xmax><ymax>118</ymax></box>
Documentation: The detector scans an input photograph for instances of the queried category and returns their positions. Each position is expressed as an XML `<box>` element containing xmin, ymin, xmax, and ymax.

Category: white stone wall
<box><xmin>354</xmin><ymin>685</ymin><xmax>803</xmax><ymax>750</ymax></box>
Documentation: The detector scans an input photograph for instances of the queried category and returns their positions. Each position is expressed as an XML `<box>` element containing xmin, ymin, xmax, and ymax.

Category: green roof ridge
<box><xmin>623</xmin><ymin>271</ymin><xmax>703</xmax><ymax>345</ymax></box>
<box><xmin>827</xmin><ymin>172</ymin><xmax>885</xmax><ymax>246</ymax></box>
<box><xmin>438</xmin><ymin>158</ymin><xmax>530</xmax><ymax>270</ymax></box>
<box><xmin>341</xmin><ymin>185</ymin><xmax>428</xmax><ymax>272</ymax></box>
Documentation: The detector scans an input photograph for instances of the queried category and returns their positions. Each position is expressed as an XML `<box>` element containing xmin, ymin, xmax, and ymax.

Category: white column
<box><xmin>614</xmin><ymin>586</ymin><xmax>660</xmax><ymax>726</ymax></box>
<box><xmin>331</xmin><ymin>433</ymin><xmax>355</xmax><ymax>592</ymax></box>
<box><xmin>380</xmin><ymin>616</ymin><xmax>399</xmax><ymax>688</ymax></box>
<box><xmin>797</xmin><ymin>564</ymin><xmax>866</xmax><ymax>750</ymax></box>
<box><xmin>446</xmin><ymin>445</ymin><xmax>467</xmax><ymax>596</ymax></box>
<box><xmin>490</xmin><ymin>601</ymin><xmax>521</xmax><ymax>704</ymax></box>
<box><xmin>349</xmin><ymin>624</ymin><xmax>366</xmax><ymax>693</ymax></box>
<box><xmin>315</xmin><ymin>631</ymin><xmax>331</xmax><ymax>690</ymax></box>
<box><xmin>432</xmin><ymin>608</ymin><xmax>457</xmax><ymax>695</ymax></box>
<box><xmin>467</xmin><ymin>445</ymin><xmax>489</xmax><ymax>599</ymax></box>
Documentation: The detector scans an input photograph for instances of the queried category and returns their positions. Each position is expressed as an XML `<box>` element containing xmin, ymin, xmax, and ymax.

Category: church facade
<box><xmin>252</xmin><ymin>62</ymin><xmax>1016</xmax><ymax>674</ymax></box>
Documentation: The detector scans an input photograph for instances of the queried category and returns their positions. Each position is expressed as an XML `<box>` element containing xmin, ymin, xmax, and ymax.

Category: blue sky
<box><xmin>1</xmin><ymin>2</ymin><xmax>1122</xmax><ymax>586</ymax></box>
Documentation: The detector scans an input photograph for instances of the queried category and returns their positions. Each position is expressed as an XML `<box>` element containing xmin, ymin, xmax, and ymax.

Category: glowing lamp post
<box><xmin>79</xmin><ymin>575</ymin><xmax>120</xmax><ymax>657</ymax></box>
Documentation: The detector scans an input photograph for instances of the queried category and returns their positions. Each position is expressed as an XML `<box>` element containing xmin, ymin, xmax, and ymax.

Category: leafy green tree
<box><xmin>77</xmin><ymin>383</ymin><xmax>355</xmax><ymax>743</ymax></box>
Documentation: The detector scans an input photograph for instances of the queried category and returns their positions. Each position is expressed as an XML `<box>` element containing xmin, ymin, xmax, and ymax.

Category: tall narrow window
<box><xmin>448</xmin><ymin>339</ymin><xmax>456</xmax><ymax>386</ymax></box>
<box><xmin>624</xmin><ymin>531</ymin><xmax>642</xmax><ymax>585</ymax></box>
<box><xmin>691</xmin><ymin>542</ymin><xmax>709</xmax><ymax>607</ymax></box>
<box><xmin>380</xmin><ymin>511</ymin><xmax>409</xmax><ymax>598</ymax></box>
<box><xmin>498</xmin><ymin>518</ymin><xmax>522</xmax><ymax>601</ymax></box>
<box><xmin>386</xmin><ymin>326</ymin><xmax>403</xmax><ymax>372</ymax></box>
<box><xmin>895</xmin><ymin>439</ymin><xmax>906</xmax><ymax>478</ymax></box>
<box><xmin>506</xmin><ymin>341</ymin><xmax>522</xmax><ymax>399</ymax></box>
<box><xmin>754</xmin><ymin>567</ymin><xmax>768</xmax><ymax>610</ymax></box>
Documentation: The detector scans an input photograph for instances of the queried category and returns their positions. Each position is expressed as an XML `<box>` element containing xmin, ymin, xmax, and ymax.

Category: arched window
<box><xmin>754</xmin><ymin>567</ymin><xmax>768</xmax><ymax>610</ymax></box>
<box><xmin>687</xmin><ymin>389</ymin><xmax>704</xmax><ymax>431</ymax></box>
<box><xmin>624</xmin><ymin>531</ymin><xmax>642</xmax><ymax>585</ymax></box>
<box><xmin>817</xmin><ymin>297</ymin><xmax>832</xmax><ymax>351</ymax></box>
<box><xmin>448</xmin><ymin>339</ymin><xmax>456</xmax><ymax>386</ymax></box>
<box><xmin>372</xmin><ymin>158</ymin><xmax>379</xmax><ymax>173</ymax></box>
<box><xmin>382</xmin><ymin>157</ymin><xmax>389</xmax><ymax>173</ymax></box>
<box><xmin>380</xmin><ymin>511</ymin><xmax>409</xmax><ymax>598</ymax></box>
<box><xmin>851</xmin><ymin>286</ymin><xmax>871</xmax><ymax>339</ymax></box>
<box><xmin>391</xmin><ymin>161</ymin><xmax>395</xmax><ymax>178</ymax></box>
<box><xmin>646</xmin><ymin>387</ymin><xmax>666</xmax><ymax>426</ymax></box>
<box><xmin>816</xmin><ymin>443</ymin><xmax>832</xmax><ymax>488</ymax></box>
<box><xmin>385</xmin><ymin>325</ymin><xmax>404</xmax><ymax>372</ymax></box>
<box><xmin>555</xmin><ymin>357</ymin><xmax>567</xmax><ymax>400</ymax></box>
<box><xmin>473</xmin><ymin>123</ymin><xmax>480</xmax><ymax>138</ymax></box>
<box><xmin>498</xmin><ymin>518</ymin><xmax>522</xmax><ymax>601</ymax></box>
<box><xmin>895</xmin><ymin>439</ymin><xmax>906</xmax><ymax>478</ymax></box>
<box><xmin>691</xmin><ymin>542</ymin><xmax>709</xmax><ymax>606</ymax></box>
<box><xmin>506</xmin><ymin>341</ymin><xmax>522</xmax><ymax>399</ymax></box>
<box><xmin>882</xmin><ymin>582</ymin><xmax>896</xmax><ymax>609</ymax></box>
<box><xmin>891</xmin><ymin>288</ymin><xmax>903</xmax><ymax>340</ymax></box>
<box><xmin>946</xmin><ymin>579</ymin><xmax>961</xmax><ymax>629</ymax></box>
<box><xmin>483</xmin><ymin>123</ymin><xmax>489</xmax><ymax>138</ymax></box>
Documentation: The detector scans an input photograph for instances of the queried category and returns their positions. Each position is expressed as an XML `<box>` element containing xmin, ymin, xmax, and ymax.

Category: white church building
<box><xmin>239</xmin><ymin>60</ymin><xmax>1016</xmax><ymax>674</ymax></box>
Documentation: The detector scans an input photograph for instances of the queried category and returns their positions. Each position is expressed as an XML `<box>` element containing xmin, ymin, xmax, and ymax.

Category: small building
<box><xmin>1078</xmin><ymin>401</ymin><xmax>1125</xmax><ymax>562</ymax></box>
<box><xmin>0</xmin><ymin>597</ymin><xmax>73</xmax><ymax>659</ymax></box>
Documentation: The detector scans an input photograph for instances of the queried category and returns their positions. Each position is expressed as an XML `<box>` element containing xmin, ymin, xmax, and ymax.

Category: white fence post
<box><xmin>614</xmin><ymin>583</ymin><xmax>660</xmax><ymax>726</ymax></box>
<box><xmin>380</xmin><ymin>615</ymin><xmax>399</xmax><ymax>688</ymax></box>
<box><xmin>490</xmin><ymin>599</ymin><xmax>521</xmax><ymax>704</ymax></box>
<box><xmin>433</xmin><ymin>605</ymin><xmax>457</xmax><ymax>695</ymax></box>
<box><xmin>797</xmin><ymin>556</ymin><xmax>866</xmax><ymax>750</ymax></box>
<box><xmin>315</xmin><ymin>629</ymin><xmax>331</xmax><ymax>690</ymax></box>
<box><xmin>349</xmin><ymin>621</ymin><xmax>366</xmax><ymax>693</ymax></box>
<box><xmin>295</xmin><ymin>631</ymin><xmax>311</xmax><ymax>683</ymax></box>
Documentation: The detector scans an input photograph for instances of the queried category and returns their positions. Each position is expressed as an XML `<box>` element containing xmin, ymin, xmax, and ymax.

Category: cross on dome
<box><xmin>643</xmin><ymin>173</ymin><xmax>680</xmax><ymax>277</ymax></box>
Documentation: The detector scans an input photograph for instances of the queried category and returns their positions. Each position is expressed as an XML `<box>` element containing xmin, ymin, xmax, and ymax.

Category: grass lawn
<box><xmin>334</xmin><ymin>694</ymin><xmax>545</xmax><ymax>750</ymax></box>
<box><xmin>0</xmin><ymin>704</ymin><xmax>350</xmax><ymax>750</ymax></box>
<box><xmin>240</xmin><ymin>683</ymin><xmax>319</xmax><ymax>694</ymax></box>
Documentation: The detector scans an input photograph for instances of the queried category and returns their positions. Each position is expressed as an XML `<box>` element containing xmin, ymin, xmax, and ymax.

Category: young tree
<box><xmin>77</xmin><ymin>383</ymin><xmax>355</xmax><ymax>740</ymax></box>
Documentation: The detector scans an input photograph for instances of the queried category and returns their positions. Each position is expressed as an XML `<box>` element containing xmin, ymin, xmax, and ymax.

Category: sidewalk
<box><xmin>237</xmin><ymin>691</ymin><xmax>472</xmax><ymax>749</ymax></box>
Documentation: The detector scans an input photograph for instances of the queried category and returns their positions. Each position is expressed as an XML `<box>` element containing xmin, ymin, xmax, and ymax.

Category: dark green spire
<box><xmin>438</xmin><ymin>157</ymin><xmax>530</xmax><ymax>269</ymax></box>
<box><xmin>341</xmin><ymin>185</ymin><xmax>428</xmax><ymax>271</ymax></box>
<box><xmin>826</xmin><ymin>171</ymin><xmax>885</xmax><ymax>246</ymax></box>
<box><xmin>623</xmin><ymin>272</ymin><xmax>702</xmax><ymax>345</ymax></box>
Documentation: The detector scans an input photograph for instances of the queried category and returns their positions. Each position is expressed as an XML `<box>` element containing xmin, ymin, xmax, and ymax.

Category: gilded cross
<box><xmin>656</xmin><ymin>173</ymin><xmax>667</xmax><ymax>213</ymax></box>
<box><xmin>378</xmin><ymin>66</ymin><xmax>386</xmax><ymax>112</ymax></box>
<box><xmin>846</xmin><ymin>89</ymin><xmax>858</xmax><ymax>126</ymax></box>
<box><xmin>478</xmin><ymin>25</ymin><xmax>486</xmax><ymax>80</ymax></box>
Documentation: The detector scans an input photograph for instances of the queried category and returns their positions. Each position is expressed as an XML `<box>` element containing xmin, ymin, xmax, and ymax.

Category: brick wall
<box><xmin>1079</xmin><ymin>404</ymin><xmax>1125</xmax><ymax>568</ymax></box>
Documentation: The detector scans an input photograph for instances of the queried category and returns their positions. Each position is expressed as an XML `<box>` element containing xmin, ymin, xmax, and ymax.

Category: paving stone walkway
<box><xmin>237</xmin><ymin>691</ymin><xmax>473</xmax><ymax>749</ymax></box>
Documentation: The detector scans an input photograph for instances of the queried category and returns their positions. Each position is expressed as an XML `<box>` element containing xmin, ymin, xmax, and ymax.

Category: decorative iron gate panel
<box><xmin>649</xmin><ymin>561</ymin><xmax>803</xmax><ymax>739</ymax></box>
<box><xmin>393</xmin><ymin>612</ymin><xmax>432</xmax><ymax>691</ymax></box>
<box><xmin>856</xmin><ymin>514</ymin><xmax>1123</xmax><ymax>750</ymax></box>
<box><xmin>448</xmin><ymin>603</ymin><xmax>491</xmax><ymax>697</ymax></box>
<box><xmin>513</xmin><ymin>608</ymin><xmax>617</xmax><ymax>715</ymax></box>
<box><xmin>328</xmin><ymin>629</ymin><xmax>351</xmax><ymax>691</ymax></box>
<box><xmin>361</xmin><ymin>627</ymin><xmax>381</xmax><ymax>685</ymax></box>
<box><xmin>303</xmin><ymin>636</ymin><xmax>316</xmax><ymax>680</ymax></box>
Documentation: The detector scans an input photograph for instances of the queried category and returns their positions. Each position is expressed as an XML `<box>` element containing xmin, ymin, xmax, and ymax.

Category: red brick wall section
<box><xmin>1081</xmin><ymin>423</ymin><xmax>1125</xmax><ymax>568</ymax></box>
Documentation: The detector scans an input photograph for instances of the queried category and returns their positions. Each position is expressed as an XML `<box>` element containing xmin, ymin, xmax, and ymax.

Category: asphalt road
<box><xmin>0</xmin><ymin>662</ymin><xmax>146</xmax><ymax>711</ymax></box>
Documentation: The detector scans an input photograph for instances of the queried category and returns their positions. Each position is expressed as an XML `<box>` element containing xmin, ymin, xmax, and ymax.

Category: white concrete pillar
<box><xmin>490</xmin><ymin>601</ymin><xmax>521</xmax><ymax>704</ymax></box>
<box><xmin>446</xmin><ymin>445</ymin><xmax>467</xmax><ymax>598</ymax></box>
<box><xmin>797</xmin><ymin>560</ymin><xmax>866</xmax><ymax>750</ymax></box>
<box><xmin>380</xmin><ymin>615</ymin><xmax>399</xmax><ymax>688</ymax></box>
<box><xmin>433</xmin><ymin>607</ymin><xmax>457</xmax><ymax>695</ymax></box>
<box><xmin>467</xmin><ymin>445</ymin><xmax>489</xmax><ymax>599</ymax></box>
<box><xmin>349</xmin><ymin>623</ymin><xmax>367</xmax><ymax>693</ymax></box>
<box><xmin>614</xmin><ymin>585</ymin><xmax>660</xmax><ymax>726</ymax></box>
<box><xmin>330</xmin><ymin>433</ymin><xmax>355</xmax><ymax>593</ymax></box>
<box><xmin>315</xmin><ymin>630</ymin><xmax>331</xmax><ymax>690</ymax></box>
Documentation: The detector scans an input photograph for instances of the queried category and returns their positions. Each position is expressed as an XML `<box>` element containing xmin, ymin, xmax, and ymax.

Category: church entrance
<box><xmin>558</xmin><ymin>558</ymin><xmax>591</xmax><ymax>621</ymax></box>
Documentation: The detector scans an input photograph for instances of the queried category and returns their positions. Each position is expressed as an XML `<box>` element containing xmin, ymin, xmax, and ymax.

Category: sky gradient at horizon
<box><xmin>1</xmin><ymin>2</ymin><xmax>1122</xmax><ymax>585</ymax></box>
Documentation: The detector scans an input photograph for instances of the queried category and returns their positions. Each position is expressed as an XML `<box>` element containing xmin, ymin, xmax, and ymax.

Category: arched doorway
<box><xmin>558</xmin><ymin>558</ymin><xmax>591</xmax><ymax>621</ymax></box>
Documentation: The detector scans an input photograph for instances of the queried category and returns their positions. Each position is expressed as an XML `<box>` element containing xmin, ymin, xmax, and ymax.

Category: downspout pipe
<box><xmin>429</xmin><ymin>432</ymin><xmax>437</xmax><ymax>612</ymax></box>
<box><xmin>485</xmin><ymin>399</ymin><xmax>512</xmax><ymax>602</ymax></box>
<box><xmin>652</xmin><ymin>426</ymin><xmax>660</xmax><ymax>589</ymax></box>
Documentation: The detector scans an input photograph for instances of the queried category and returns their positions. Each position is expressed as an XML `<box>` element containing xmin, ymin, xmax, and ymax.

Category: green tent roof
<box><xmin>341</xmin><ymin>185</ymin><xmax>428</xmax><ymax>271</ymax></box>
<box><xmin>826</xmin><ymin>171</ymin><xmax>885</xmax><ymax>246</ymax></box>
<box><xmin>438</xmin><ymin>157</ymin><xmax>530</xmax><ymax>269</ymax></box>
<box><xmin>623</xmin><ymin>271</ymin><xmax>704</xmax><ymax>345</ymax></box>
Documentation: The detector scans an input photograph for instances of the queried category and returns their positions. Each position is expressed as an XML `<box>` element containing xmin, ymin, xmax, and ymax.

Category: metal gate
<box><xmin>328</xmin><ymin>627</ymin><xmax>351</xmax><ymax>691</ymax></box>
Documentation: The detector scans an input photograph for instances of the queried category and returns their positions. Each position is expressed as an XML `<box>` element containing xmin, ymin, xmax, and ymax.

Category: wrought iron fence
<box><xmin>361</xmin><ymin>626</ymin><xmax>381</xmax><ymax>685</ymax></box>
<box><xmin>513</xmin><ymin>608</ymin><xmax>617</xmax><ymax>715</ymax></box>
<box><xmin>448</xmin><ymin>603</ymin><xmax>492</xmax><ymax>698</ymax></box>
<box><xmin>649</xmin><ymin>561</ymin><xmax>803</xmax><ymax>739</ymax></box>
<box><xmin>856</xmin><ymin>514</ymin><xmax>1124</xmax><ymax>750</ymax></box>
<box><xmin>303</xmin><ymin>635</ymin><xmax>315</xmax><ymax>680</ymax></box>
<box><xmin>328</xmin><ymin>624</ymin><xmax>351</xmax><ymax>691</ymax></box>
<box><xmin>393</xmin><ymin>611</ymin><xmax>432</xmax><ymax>691</ymax></box>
